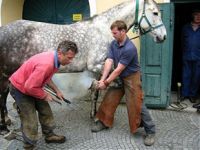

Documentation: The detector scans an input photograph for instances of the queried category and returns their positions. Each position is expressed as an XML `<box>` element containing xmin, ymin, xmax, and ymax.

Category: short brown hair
<box><xmin>57</xmin><ymin>40</ymin><xmax>78</xmax><ymax>54</ymax></box>
<box><xmin>192</xmin><ymin>9</ymin><xmax>200</xmax><ymax>15</ymax></box>
<box><xmin>110</xmin><ymin>20</ymin><xmax>127</xmax><ymax>31</ymax></box>
<box><xmin>191</xmin><ymin>10</ymin><xmax>200</xmax><ymax>21</ymax></box>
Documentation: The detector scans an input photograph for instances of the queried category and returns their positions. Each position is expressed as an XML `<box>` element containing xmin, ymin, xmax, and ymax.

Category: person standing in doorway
<box><xmin>181</xmin><ymin>10</ymin><xmax>200</xmax><ymax>103</ymax></box>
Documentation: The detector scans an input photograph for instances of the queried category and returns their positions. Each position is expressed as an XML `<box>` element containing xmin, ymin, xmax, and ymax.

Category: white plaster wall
<box><xmin>0</xmin><ymin>0</ymin><xmax>23</xmax><ymax>25</ymax></box>
<box><xmin>0</xmin><ymin>0</ymin><xmax>2</xmax><ymax>25</ymax></box>
<box><xmin>89</xmin><ymin>0</ymin><xmax>97</xmax><ymax>16</ymax></box>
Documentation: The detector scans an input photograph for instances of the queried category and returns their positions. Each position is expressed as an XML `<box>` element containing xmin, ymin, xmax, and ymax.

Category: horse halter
<box><xmin>131</xmin><ymin>0</ymin><xmax>164</xmax><ymax>39</ymax></box>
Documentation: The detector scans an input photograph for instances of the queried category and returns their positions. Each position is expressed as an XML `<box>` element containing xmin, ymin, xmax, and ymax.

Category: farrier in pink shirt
<box><xmin>9</xmin><ymin>51</ymin><xmax>59</xmax><ymax>99</ymax></box>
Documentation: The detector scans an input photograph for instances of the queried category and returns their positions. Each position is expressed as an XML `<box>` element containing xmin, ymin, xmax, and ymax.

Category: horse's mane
<box><xmin>79</xmin><ymin>0</ymin><xmax>131</xmax><ymax>23</ymax></box>
<box><xmin>152</xmin><ymin>0</ymin><xmax>160</xmax><ymax>10</ymax></box>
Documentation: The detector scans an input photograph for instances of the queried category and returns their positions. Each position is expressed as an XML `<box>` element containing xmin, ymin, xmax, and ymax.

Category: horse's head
<box><xmin>136</xmin><ymin>0</ymin><xmax>167</xmax><ymax>43</ymax></box>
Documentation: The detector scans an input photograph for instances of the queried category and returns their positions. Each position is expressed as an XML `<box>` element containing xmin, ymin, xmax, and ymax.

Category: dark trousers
<box><xmin>182</xmin><ymin>60</ymin><xmax>200</xmax><ymax>97</ymax></box>
<box><xmin>9</xmin><ymin>84</ymin><xmax>55</xmax><ymax>145</ymax></box>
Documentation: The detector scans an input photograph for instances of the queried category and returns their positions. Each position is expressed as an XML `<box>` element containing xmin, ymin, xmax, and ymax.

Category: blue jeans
<box><xmin>141</xmin><ymin>103</ymin><xmax>156</xmax><ymax>134</ymax></box>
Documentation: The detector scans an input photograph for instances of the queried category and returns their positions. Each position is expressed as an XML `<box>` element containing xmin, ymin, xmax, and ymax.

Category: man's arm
<box><xmin>105</xmin><ymin>63</ymin><xmax>126</xmax><ymax>84</ymax></box>
<box><xmin>100</xmin><ymin>58</ymin><xmax>113</xmax><ymax>81</ymax></box>
<box><xmin>98</xmin><ymin>62</ymin><xmax>126</xmax><ymax>90</ymax></box>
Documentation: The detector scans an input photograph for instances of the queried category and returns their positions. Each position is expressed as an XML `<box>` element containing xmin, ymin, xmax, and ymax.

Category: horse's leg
<box><xmin>93</xmin><ymin>90</ymin><xmax>99</xmax><ymax>117</ymax></box>
<box><xmin>0</xmin><ymin>81</ymin><xmax>10</xmax><ymax>133</ymax></box>
<box><xmin>2</xmin><ymin>87</ymin><xmax>11</xmax><ymax>125</ymax></box>
<box><xmin>89</xmin><ymin>80</ymin><xmax>99</xmax><ymax>118</ymax></box>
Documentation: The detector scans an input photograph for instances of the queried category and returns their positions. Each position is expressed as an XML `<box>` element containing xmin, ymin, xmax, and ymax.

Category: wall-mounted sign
<box><xmin>73</xmin><ymin>14</ymin><xmax>83</xmax><ymax>21</ymax></box>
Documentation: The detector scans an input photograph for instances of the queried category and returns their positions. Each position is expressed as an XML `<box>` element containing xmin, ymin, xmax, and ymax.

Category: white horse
<box><xmin>0</xmin><ymin>0</ymin><xmax>166</xmax><ymax>132</ymax></box>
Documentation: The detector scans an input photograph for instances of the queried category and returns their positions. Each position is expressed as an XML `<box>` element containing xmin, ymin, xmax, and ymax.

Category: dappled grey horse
<box><xmin>0</xmin><ymin>0</ymin><xmax>166</xmax><ymax>132</ymax></box>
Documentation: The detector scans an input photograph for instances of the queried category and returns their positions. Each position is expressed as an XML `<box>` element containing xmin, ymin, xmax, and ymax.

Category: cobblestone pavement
<box><xmin>0</xmin><ymin>94</ymin><xmax>200</xmax><ymax>150</ymax></box>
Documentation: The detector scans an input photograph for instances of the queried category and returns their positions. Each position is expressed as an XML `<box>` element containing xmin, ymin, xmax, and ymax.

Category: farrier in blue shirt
<box><xmin>107</xmin><ymin>36</ymin><xmax>140</xmax><ymax>78</ymax></box>
<box><xmin>182</xmin><ymin>23</ymin><xmax>200</xmax><ymax>60</ymax></box>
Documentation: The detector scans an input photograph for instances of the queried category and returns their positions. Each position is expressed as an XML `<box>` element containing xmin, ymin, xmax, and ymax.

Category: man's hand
<box><xmin>97</xmin><ymin>80</ymin><xmax>107</xmax><ymax>90</ymax></box>
<box><xmin>47</xmin><ymin>79</ymin><xmax>64</xmax><ymax>100</ymax></box>
<box><xmin>44</xmin><ymin>93</ymin><xmax>53</xmax><ymax>102</ymax></box>
<box><xmin>56</xmin><ymin>90</ymin><xmax>64</xmax><ymax>101</ymax></box>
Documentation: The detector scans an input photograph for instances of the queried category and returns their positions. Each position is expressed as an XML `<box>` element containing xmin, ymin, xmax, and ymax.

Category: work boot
<box><xmin>91</xmin><ymin>120</ymin><xmax>108</xmax><ymax>132</ymax></box>
<box><xmin>45</xmin><ymin>132</ymin><xmax>66</xmax><ymax>143</ymax></box>
<box><xmin>189</xmin><ymin>97</ymin><xmax>197</xmax><ymax>103</ymax></box>
<box><xmin>144</xmin><ymin>134</ymin><xmax>155</xmax><ymax>146</ymax></box>
<box><xmin>193</xmin><ymin>102</ymin><xmax>200</xmax><ymax>109</ymax></box>
<box><xmin>23</xmin><ymin>142</ymin><xmax>35</xmax><ymax>150</ymax></box>
<box><xmin>180</xmin><ymin>96</ymin><xmax>189</xmax><ymax>101</ymax></box>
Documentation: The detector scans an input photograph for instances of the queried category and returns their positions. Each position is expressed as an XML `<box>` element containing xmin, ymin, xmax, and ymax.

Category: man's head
<box><xmin>110</xmin><ymin>20</ymin><xmax>127</xmax><ymax>42</ymax></box>
<box><xmin>57</xmin><ymin>40</ymin><xmax>78</xmax><ymax>65</ymax></box>
<box><xmin>192</xmin><ymin>10</ymin><xmax>200</xmax><ymax>24</ymax></box>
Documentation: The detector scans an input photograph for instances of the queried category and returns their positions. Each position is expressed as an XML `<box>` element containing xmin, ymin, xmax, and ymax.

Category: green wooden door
<box><xmin>140</xmin><ymin>3</ymin><xmax>174</xmax><ymax>108</ymax></box>
<box><xmin>23</xmin><ymin>0</ymin><xmax>90</xmax><ymax>24</ymax></box>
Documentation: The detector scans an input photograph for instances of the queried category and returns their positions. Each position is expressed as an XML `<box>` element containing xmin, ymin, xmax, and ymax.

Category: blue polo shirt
<box><xmin>182</xmin><ymin>23</ymin><xmax>200</xmax><ymax>60</ymax></box>
<box><xmin>108</xmin><ymin>37</ymin><xmax>140</xmax><ymax>78</ymax></box>
<box><xmin>54</xmin><ymin>50</ymin><xmax>60</xmax><ymax>68</ymax></box>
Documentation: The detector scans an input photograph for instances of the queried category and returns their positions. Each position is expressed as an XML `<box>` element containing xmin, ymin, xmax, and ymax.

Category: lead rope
<box><xmin>130</xmin><ymin>0</ymin><xmax>140</xmax><ymax>40</ymax></box>
<box><xmin>132</xmin><ymin>0</ymin><xmax>139</xmax><ymax>34</ymax></box>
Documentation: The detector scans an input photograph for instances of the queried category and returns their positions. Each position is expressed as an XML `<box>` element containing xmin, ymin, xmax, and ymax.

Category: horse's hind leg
<box><xmin>2</xmin><ymin>87</ymin><xmax>11</xmax><ymax>125</ymax></box>
<box><xmin>0</xmin><ymin>82</ymin><xmax>10</xmax><ymax>133</ymax></box>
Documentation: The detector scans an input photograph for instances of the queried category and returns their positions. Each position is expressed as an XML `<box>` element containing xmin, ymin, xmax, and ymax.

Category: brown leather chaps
<box><xmin>96</xmin><ymin>71</ymin><xmax>143</xmax><ymax>133</ymax></box>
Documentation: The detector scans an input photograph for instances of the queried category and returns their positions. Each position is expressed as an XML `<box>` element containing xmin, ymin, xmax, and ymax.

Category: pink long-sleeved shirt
<box><xmin>9</xmin><ymin>51</ymin><xmax>59</xmax><ymax>99</ymax></box>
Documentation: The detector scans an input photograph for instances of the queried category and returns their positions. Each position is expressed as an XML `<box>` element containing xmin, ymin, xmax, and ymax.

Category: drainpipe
<box><xmin>89</xmin><ymin>0</ymin><xmax>97</xmax><ymax>17</ymax></box>
<box><xmin>0</xmin><ymin>0</ymin><xmax>2</xmax><ymax>26</ymax></box>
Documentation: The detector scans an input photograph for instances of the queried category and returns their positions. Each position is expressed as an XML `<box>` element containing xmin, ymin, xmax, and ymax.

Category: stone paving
<box><xmin>0</xmin><ymin>93</ymin><xmax>200</xmax><ymax>150</ymax></box>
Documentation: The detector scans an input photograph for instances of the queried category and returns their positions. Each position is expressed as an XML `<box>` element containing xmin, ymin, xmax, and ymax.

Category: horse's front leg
<box><xmin>89</xmin><ymin>80</ymin><xmax>99</xmax><ymax>118</ymax></box>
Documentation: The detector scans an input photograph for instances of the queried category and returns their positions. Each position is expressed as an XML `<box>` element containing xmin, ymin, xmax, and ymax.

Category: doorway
<box><xmin>171</xmin><ymin>2</ymin><xmax>200</xmax><ymax>92</ymax></box>
<box><xmin>22</xmin><ymin>0</ymin><xmax>90</xmax><ymax>24</ymax></box>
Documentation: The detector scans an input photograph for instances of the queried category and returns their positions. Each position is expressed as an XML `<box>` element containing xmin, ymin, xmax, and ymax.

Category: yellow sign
<box><xmin>73</xmin><ymin>14</ymin><xmax>82</xmax><ymax>21</ymax></box>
